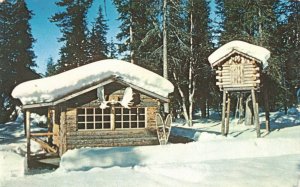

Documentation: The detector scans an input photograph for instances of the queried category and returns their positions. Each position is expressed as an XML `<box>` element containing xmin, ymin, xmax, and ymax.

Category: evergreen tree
<box><xmin>51</xmin><ymin>0</ymin><xmax>93</xmax><ymax>72</ymax></box>
<box><xmin>45</xmin><ymin>57</ymin><xmax>57</xmax><ymax>76</ymax></box>
<box><xmin>108</xmin><ymin>38</ymin><xmax>118</xmax><ymax>59</ymax></box>
<box><xmin>113</xmin><ymin>0</ymin><xmax>161</xmax><ymax>71</ymax></box>
<box><xmin>0</xmin><ymin>0</ymin><xmax>36</xmax><ymax>122</ymax></box>
<box><xmin>88</xmin><ymin>5</ymin><xmax>109</xmax><ymax>62</ymax></box>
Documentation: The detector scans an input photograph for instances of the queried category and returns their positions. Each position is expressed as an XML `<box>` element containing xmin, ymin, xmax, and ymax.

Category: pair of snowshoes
<box><xmin>155</xmin><ymin>113</ymin><xmax>172</xmax><ymax>145</ymax></box>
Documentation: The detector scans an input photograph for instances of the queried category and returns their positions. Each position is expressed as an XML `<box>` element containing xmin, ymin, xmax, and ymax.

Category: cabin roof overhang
<box><xmin>21</xmin><ymin>76</ymin><xmax>170</xmax><ymax>109</ymax></box>
<box><xmin>208</xmin><ymin>40</ymin><xmax>270</xmax><ymax>69</ymax></box>
<box><xmin>12</xmin><ymin>59</ymin><xmax>174</xmax><ymax>109</ymax></box>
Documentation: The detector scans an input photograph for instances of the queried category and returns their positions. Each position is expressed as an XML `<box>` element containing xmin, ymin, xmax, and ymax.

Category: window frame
<box><xmin>76</xmin><ymin>106</ymin><xmax>147</xmax><ymax>131</ymax></box>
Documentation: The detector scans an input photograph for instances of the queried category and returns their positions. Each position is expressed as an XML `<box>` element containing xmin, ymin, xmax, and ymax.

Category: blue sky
<box><xmin>26</xmin><ymin>0</ymin><xmax>120</xmax><ymax>74</ymax></box>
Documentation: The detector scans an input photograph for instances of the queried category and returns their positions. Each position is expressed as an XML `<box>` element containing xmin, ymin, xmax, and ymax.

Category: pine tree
<box><xmin>45</xmin><ymin>57</ymin><xmax>57</xmax><ymax>76</ymax></box>
<box><xmin>108</xmin><ymin>38</ymin><xmax>118</xmax><ymax>59</ymax></box>
<box><xmin>51</xmin><ymin>0</ymin><xmax>93</xmax><ymax>72</ymax></box>
<box><xmin>0</xmin><ymin>0</ymin><xmax>36</xmax><ymax>122</ymax></box>
<box><xmin>113</xmin><ymin>0</ymin><xmax>161</xmax><ymax>70</ymax></box>
<box><xmin>88</xmin><ymin>5</ymin><xmax>109</xmax><ymax>62</ymax></box>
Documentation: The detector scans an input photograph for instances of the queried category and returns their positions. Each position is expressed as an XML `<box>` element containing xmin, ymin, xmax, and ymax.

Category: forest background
<box><xmin>0</xmin><ymin>0</ymin><xmax>299</xmax><ymax>125</ymax></box>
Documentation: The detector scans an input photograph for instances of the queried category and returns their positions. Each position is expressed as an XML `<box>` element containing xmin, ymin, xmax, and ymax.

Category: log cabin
<box><xmin>12</xmin><ymin>59</ymin><xmax>174</xmax><ymax>157</ymax></box>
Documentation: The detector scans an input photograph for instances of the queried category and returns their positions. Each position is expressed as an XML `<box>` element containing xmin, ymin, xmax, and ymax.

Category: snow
<box><xmin>208</xmin><ymin>40</ymin><xmax>271</xmax><ymax>69</ymax></box>
<box><xmin>1</xmin><ymin>107</ymin><xmax>300</xmax><ymax>187</ymax></box>
<box><xmin>11</xmin><ymin>59</ymin><xmax>174</xmax><ymax>105</ymax></box>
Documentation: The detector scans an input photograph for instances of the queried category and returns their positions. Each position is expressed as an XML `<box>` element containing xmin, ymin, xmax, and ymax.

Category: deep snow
<box><xmin>12</xmin><ymin>59</ymin><xmax>174</xmax><ymax>105</ymax></box>
<box><xmin>208</xmin><ymin>40</ymin><xmax>270</xmax><ymax>68</ymax></box>
<box><xmin>0</xmin><ymin>107</ymin><xmax>300</xmax><ymax>187</ymax></box>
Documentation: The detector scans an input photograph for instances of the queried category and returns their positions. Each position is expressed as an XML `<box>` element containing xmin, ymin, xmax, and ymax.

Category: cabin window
<box><xmin>77</xmin><ymin>107</ymin><xmax>147</xmax><ymax>130</ymax></box>
<box><xmin>115</xmin><ymin>107</ymin><xmax>147</xmax><ymax>129</ymax></box>
<box><xmin>77</xmin><ymin>108</ymin><xmax>111</xmax><ymax>130</ymax></box>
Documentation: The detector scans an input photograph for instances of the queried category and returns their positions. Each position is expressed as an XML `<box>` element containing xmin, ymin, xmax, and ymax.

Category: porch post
<box><xmin>26</xmin><ymin>110</ymin><xmax>31</xmax><ymax>158</ymax></box>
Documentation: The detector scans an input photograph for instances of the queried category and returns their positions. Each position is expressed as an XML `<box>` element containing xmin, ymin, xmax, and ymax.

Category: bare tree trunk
<box><xmin>163</xmin><ymin>0</ymin><xmax>168</xmax><ymax>79</ymax></box>
<box><xmin>130</xmin><ymin>16</ymin><xmax>134</xmax><ymax>64</ymax></box>
<box><xmin>173</xmin><ymin>72</ymin><xmax>189</xmax><ymax>125</ymax></box>
<box><xmin>188</xmin><ymin>2</ymin><xmax>195</xmax><ymax>127</ymax></box>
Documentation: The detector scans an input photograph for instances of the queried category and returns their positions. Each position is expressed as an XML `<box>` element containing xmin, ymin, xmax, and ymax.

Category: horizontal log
<box><xmin>67</xmin><ymin>129</ymin><xmax>152</xmax><ymax>136</ymax></box>
<box><xmin>216</xmin><ymin>80</ymin><xmax>260</xmax><ymax>85</ymax></box>
<box><xmin>216</xmin><ymin>75</ymin><xmax>259</xmax><ymax>80</ymax></box>
<box><xmin>222</xmin><ymin>87</ymin><xmax>258</xmax><ymax>91</ymax></box>
<box><xmin>31</xmin><ymin>132</ymin><xmax>55</xmax><ymax>137</ymax></box>
<box><xmin>66</xmin><ymin>137</ymin><xmax>158</xmax><ymax>148</ymax></box>
<box><xmin>221</xmin><ymin>64</ymin><xmax>256</xmax><ymax>68</ymax></box>
<box><xmin>220</xmin><ymin>66</ymin><xmax>260</xmax><ymax>71</ymax></box>
<box><xmin>218</xmin><ymin>83</ymin><xmax>259</xmax><ymax>88</ymax></box>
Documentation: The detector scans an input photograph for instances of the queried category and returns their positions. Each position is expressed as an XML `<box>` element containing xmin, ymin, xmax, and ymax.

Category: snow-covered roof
<box><xmin>12</xmin><ymin>59</ymin><xmax>174</xmax><ymax>106</ymax></box>
<box><xmin>208</xmin><ymin>40</ymin><xmax>270</xmax><ymax>69</ymax></box>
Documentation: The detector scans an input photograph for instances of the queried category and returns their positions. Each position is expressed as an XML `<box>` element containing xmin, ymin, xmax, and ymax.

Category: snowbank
<box><xmin>58</xmin><ymin>137</ymin><xmax>300</xmax><ymax>172</ymax></box>
<box><xmin>12</xmin><ymin>59</ymin><xmax>174</xmax><ymax>105</ymax></box>
<box><xmin>208</xmin><ymin>40</ymin><xmax>270</xmax><ymax>69</ymax></box>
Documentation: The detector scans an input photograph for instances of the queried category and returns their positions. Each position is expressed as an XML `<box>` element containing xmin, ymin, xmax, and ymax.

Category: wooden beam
<box><xmin>221</xmin><ymin>91</ymin><xmax>227</xmax><ymax>136</ymax></box>
<box><xmin>31</xmin><ymin>132</ymin><xmax>55</xmax><ymax>137</ymax></box>
<box><xmin>251</xmin><ymin>89</ymin><xmax>260</xmax><ymax>138</ymax></box>
<box><xmin>26</xmin><ymin>110</ymin><xmax>31</xmax><ymax>158</ymax></box>
<box><xmin>30</xmin><ymin>137</ymin><xmax>57</xmax><ymax>153</ymax></box>
<box><xmin>225</xmin><ymin>94</ymin><xmax>231</xmax><ymax>136</ymax></box>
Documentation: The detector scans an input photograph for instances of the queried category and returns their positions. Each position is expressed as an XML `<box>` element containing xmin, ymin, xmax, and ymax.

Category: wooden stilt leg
<box><xmin>26</xmin><ymin>110</ymin><xmax>31</xmax><ymax>159</ymax></box>
<box><xmin>221</xmin><ymin>91</ymin><xmax>227</xmax><ymax>135</ymax></box>
<box><xmin>225</xmin><ymin>93</ymin><xmax>231</xmax><ymax>136</ymax></box>
<box><xmin>264</xmin><ymin>87</ymin><xmax>270</xmax><ymax>132</ymax></box>
<box><xmin>251</xmin><ymin>89</ymin><xmax>260</xmax><ymax>138</ymax></box>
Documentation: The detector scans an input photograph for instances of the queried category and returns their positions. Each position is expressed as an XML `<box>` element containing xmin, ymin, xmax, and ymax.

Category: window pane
<box><xmin>131</xmin><ymin>122</ymin><xmax>137</xmax><ymax>128</ymax></box>
<box><xmin>104</xmin><ymin>108</ymin><xmax>110</xmax><ymax>114</ymax></box>
<box><xmin>115</xmin><ymin>108</ymin><xmax>121</xmax><ymax>114</ymax></box>
<box><xmin>87</xmin><ymin>123</ymin><xmax>94</xmax><ymax>129</ymax></box>
<box><xmin>123</xmin><ymin>115</ymin><xmax>129</xmax><ymax>121</ymax></box>
<box><xmin>104</xmin><ymin>115</ymin><xmax>110</xmax><ymax>122</ymax></box>
<box><xmin>131</xmin><ymin>115</ymin><xmax>137</xmax><ymax>121</ymax></box>
<box><xmin>139</xmin><ymin>108</ymin><xmax>145</xmax><ymax>113</ymax></box>
<box><xmin>104</xmin><ymin>123</ymin><xmax>111</xmax><ymax>129</ymax></box>
<box><xmin>131</xmin><ymin>108</ymin><xmax>137</xmax><ymax>114</ymax></box>
<box><xmin>77</xmin><ymin>116</ymin><xmax>85</xmax><ymax>122</ymax></box>
<box><xmin>115</xmin><ymin>122</ymin><xmax>121</xmax><ymax>128</ymax></box>
<box><xmin>123</xmin><ymin>122</ymin><xmax>129</xmax><ymax>128</ymax></box>
<box><xmin>95</xmin><ymin>108</ymin><xmax>101</xmax><ymax>114</ymax></box>
<box><xmin>87</xmin><ymin>108</ymin><xmax>93</xmax><ymax>115</ymax></box>
<box><xmin>139</xmin><ymin>115</ymin><xmax>145</xmax><ymax>120</ymax></box>
<box><xmin>139</xmin><ymin>122</ymin><xmax>145</xmax><ymax>128</ymax></box>
<box><xmin>95</xmin><ymin>123</ymin><xmax>102</xmax><ymax>129</ymax></box>
<box><xmin>95</xmin><ymin>116</ymin><xmax>102</xmax><ymax>122</ymax></box>
<box><xmin>77</xmin><ymin>108</ymin><xmax>85</xmax><ymax>115</ymax></box>
<box><xmin>115</xmin><ymin>114</ymin><xmax>121</xmax><ymax>122</ymax></box>
<box><xmin>78</xmin><ymin>123</ymin><xmax>85</xmax><ymax>129</ymax></box>
<box><xmin>123</xmin><ymin>108</ymin><xmax>130</xmax><ymax>114</ymax></box>
<box><xmin>87</xmin><ymin>116</ymin><xmax>93</xmax><ymax>122</ymax></box>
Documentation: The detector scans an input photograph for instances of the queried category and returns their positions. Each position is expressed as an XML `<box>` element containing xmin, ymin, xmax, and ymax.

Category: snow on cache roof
<box><xmin>12</xmin><ymin>59</ymin><xmax>174</xmax><ymax>105</ymax></box>
<box><xmin>208</xmin><ymin>40</ymin><xmax>270</xmax><ymax>69</ymax></box>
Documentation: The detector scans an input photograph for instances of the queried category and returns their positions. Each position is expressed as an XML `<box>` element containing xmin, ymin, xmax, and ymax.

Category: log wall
<box><xmin>59</xmin><ymin>91</ymin><xmax>160</xmax><ymax>155</ymax></box>
<box><xmin>216</xmin><ymin>54</ymin><xmax>261</xmax><ymax>91</ymax></box>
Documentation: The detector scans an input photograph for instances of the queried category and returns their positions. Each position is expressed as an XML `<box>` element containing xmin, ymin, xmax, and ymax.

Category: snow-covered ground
<box><xmin>1</xmin><ymin>107</ymin><xmax>300</xmax><ymax>187</ymax></box>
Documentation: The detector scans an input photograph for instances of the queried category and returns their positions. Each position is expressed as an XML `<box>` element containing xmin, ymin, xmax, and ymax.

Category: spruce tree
<box><xmin>0</xmin><ymin>0</ymin><xmax>36</xmax><ymax>122</ymax></box>
<box><xmin>88</xmin><ymin>5</ymin><xmax>109</xmax><ymax>62</ymax></box>
<box><xmin>51</xmin><ymin>0</ymin><xmax>93</xmax><ymax>72</ymax></box>
<box><xmin>45</xmin><ymin>57</ymin><xmax>57</xmax><ymax>76</ymax></box>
